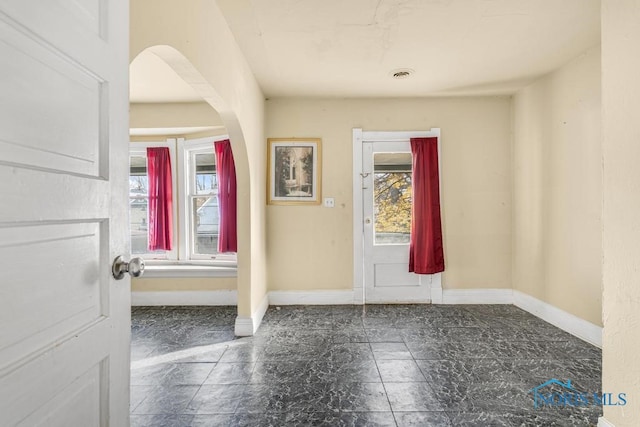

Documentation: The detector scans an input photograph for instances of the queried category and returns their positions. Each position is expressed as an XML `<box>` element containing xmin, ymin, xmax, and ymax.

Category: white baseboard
<box><xmin>437</xmin><ymin>289</ymin><xmax>602</xmax><ymax>348</ymax></box>
<box><xmin>235</xmin><ymin>292</ymin><xmax>269</xmax><ymax>336</ymax></box>
<box><xmin>233</xmin><ymin>317</ymin><xmax>253</xmax><ymax>337</ymax></box>
<box><xmin>598</xmin><ymin>417</ymin><xmax>615</xmax><ymax>427</ymax></box>
<box><xmin>131</xmin><ymin>290</ymin><xmax>237</xmax><ymax>306</ymax></box>
<box><xmin>131</xmin><ymin>288</ymin><xmax>603</xmax><ymax>347</ymax></box>
<box><xmin>441</xmin><ymin>288</ymin><xmax>513</xmax><ymax>304</ymax></box>
<box><xmin>364</xmin><ymin>292</ymin><xmax>430</xmax><ymax>304</ymax></box>
<box><xmin>513</xmin><ymin>290</ymin><xmax>602</xmax><ymax>348</ymax></box>
<box><xmin>269</xmin><ymin>290</ymin><xmax>355</xmax><ymax>305</ymax></box>
<box><xmin>430</xmin><ymin>286</ymin><xmax>443</xmax><ymax>304</ymax></box>
<box><xmin>352</xmin><ymin>286</ymin><xmax>364</xmax><ymax>304</ymax></box>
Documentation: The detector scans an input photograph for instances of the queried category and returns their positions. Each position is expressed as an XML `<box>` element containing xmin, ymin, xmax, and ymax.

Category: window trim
<box><xmin>178</xmin><ymin>135</ymin><xmax>237</xmax><ymax>264</ymax></box>
<box><xmin>142</xmin><ymin>263</ymin><xmax>237</xmax><ymax>278</ymax></box>
<box><xmin>130</xmin><ymin>136</ymin><xmax>237</xmax><ymax>271</ymax></box>
<box><xmin>129</xmin><ymin>140</ymin><xmax>178</xmax><ymax>261</ymax></box>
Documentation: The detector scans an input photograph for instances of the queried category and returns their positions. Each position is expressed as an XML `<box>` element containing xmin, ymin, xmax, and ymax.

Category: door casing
<box><xmin>352</xmin><ymin>128</ymin><xmax>443</xmax><ymax>304</ymax></box>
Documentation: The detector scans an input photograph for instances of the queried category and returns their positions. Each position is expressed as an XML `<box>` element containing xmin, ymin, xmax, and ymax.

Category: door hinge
<box><xmin>361</xmin><ymin>172</ymin><xmax>370</xmax><ymax>189</ymax></box>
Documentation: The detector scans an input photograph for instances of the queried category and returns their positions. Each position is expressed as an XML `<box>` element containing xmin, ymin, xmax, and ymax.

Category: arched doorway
<box><xmin>128</xmin><ymin>40</ymin><xmax>265</xmax><ymax>334</ymax></box>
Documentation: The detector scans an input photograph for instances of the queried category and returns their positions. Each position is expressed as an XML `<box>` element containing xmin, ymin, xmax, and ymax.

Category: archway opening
<box><xmin>128</xmin><ymin>46</ymin><xmax>251</xmax><ymax>321</ymax></box>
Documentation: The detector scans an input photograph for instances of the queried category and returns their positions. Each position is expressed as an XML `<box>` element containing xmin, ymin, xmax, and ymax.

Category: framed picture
<box><xmin>267</xmin><ymin>138</ymin><xmax>322</xmax><ymax>205</ymax></box>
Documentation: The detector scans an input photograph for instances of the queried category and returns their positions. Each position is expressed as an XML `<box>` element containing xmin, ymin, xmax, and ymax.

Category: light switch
<box><xmin>323</xmin><ymin>197</ymin><xmax>335</xmax><ymax>208</ymax></box>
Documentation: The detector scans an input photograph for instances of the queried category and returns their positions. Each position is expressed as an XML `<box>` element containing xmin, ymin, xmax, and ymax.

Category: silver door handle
<box><xmin>112</xmin><ymin>256</ymin><xmax>145</xmax><ymax>280</ymax></box>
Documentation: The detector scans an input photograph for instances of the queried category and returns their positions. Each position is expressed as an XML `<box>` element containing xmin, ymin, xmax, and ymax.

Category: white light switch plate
<box><xmin>323</xmin><ymin>197</ymin><xmax>335</xmax><ymax>208</ymax></box>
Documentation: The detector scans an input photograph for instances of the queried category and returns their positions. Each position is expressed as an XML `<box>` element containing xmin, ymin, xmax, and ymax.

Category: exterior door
<box><xmin>0</xmin><ymin>1</ymin><xmax>130</xmax><ymax>426</ymax></box>
<box><xmin>359</xmin><ymin>130</ymin><xmax>441</xmax><ymax>303</ymax></box>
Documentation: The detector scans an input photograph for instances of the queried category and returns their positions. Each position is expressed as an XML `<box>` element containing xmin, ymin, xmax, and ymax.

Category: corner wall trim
<box><xmin>598</xmin><ymin>417</ymin><xmax>615</xmax><ymax>427</ymax></box>
<box><xmin>131</xmin><ymin>290</ymin><xmax>238</xmax><ymax>306</ymax></box>
<box><xmin>233</xmin><ymin>317</ymin><xmax>253</xmax><ymax>337</ymax></box>
<box><xmin>513</xmin><ymin>290</ymin><xmax>602</xmax><ymax>348</ymax></box>
<box><xmin>235</xmin><ymin>292</ymin><xmax>269</xmax><ymax>337</ymax></box>
<box><xmin>269</xmin><ymin>290</ymin><xmax>355</xmax><ymax>305</ymax></box>
<box><xmin>441</xmin><ymin>289</ymin><xmax>513</xmax><ymax>304</ymax></box>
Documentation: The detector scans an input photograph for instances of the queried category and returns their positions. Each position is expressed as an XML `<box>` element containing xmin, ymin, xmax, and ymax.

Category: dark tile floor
<box><xmin>130</xmin><ymin>305</ymin><xmax>602</xmax><ymax>426</ymax></box>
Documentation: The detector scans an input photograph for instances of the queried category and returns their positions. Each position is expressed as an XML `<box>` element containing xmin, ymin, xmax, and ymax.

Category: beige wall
<box><xmin>512</xmin><ymin>46</ymin><xmax>602</xmax><ymax>326</ymax></box>
<box><xmin>130</xmin><ymin>102</ymin><xmax>225</xmax><ymax>129</ymax></box>
<box><xmin>132</xmin><ymin>277</ymin><xmax>236</xmax><ymax>292</ymax></box>
<box><xmin>131</xmin><ymin>0</ymin><xmax>268</xmax><ymax>317</ymax></box>
<box><xmin>602</xmin><ymin>0</ymin><xmax>640</xmax><ymax>424</ymax></box>
<box><xmin>266</xmin><ymin>97</ymin><xmax>512</xmax><ymax>291</ymax></box>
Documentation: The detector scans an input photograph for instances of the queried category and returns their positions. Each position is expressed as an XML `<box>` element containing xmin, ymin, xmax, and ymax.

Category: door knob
<box><xmin>112</xmin><ymin>256</ymin><xmax>145</xmax><ymax>280</ymax></box>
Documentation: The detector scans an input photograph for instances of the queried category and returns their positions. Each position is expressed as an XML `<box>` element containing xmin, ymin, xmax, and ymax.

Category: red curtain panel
<box><xmin>147</xmin><ymin>147</ymin><xmax>173</xmax><ymax>251</ymax></box>
<box><xmin>215</xmin><ymin>139</ymin><xmax>238</xmax><ymax>253</ymax></box>
<box><xmin>409</xmin><ymin>137</ymin><xmax>445</xmax><ymax>274</ymax></box>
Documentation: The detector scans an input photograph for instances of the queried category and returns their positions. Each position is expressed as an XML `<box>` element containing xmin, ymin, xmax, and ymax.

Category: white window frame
<box><xmin>129</xmin><ymin>140</ymin><xmax>178</xmax><ymax>261</ymax></box>
<box><xmin>178</xmin><ymin>136</ymin><xmax>237</xmax><ymax>265</ymax></box>
<box><xmin>129</xmin><ymin>137</ymin><xmax>237</xmax><ymax>272</ymax></box>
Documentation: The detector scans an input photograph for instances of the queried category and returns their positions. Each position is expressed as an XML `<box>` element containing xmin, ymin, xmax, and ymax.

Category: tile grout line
<box><xmin>130</xmin><ymin>305</ymin><xmax>602</xmax><ymax>425</ymax></box>
<box><xmin>368</xmin><ymin>340</ymin><xmax>400</xmax><ymax>427</ymax></box>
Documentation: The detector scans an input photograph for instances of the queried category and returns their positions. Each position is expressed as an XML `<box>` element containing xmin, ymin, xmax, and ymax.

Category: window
<box><xmin>129</xmin><ymin>140</ymin><xmax>177</xmax><ymax>260</ymax></box>
<box><xmin>129</xmin><ymin>136</ymin><xmax>236</xmax><ymax>267</ymax></box>
<box><xmin>129</xmin><ymin>154</ymin><xmax>149</xmax><ymax>254</ymax></box>
<box><xmin>179</xmin><ymin>138</ymin><xmax>233</xmax><ymax>261</ymax></box>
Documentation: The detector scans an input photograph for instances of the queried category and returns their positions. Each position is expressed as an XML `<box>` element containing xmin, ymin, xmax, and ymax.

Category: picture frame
<box><xmin>267</xmin><ymin>138</ymin><xmax>322</xmax><ymax>205</ymax></box>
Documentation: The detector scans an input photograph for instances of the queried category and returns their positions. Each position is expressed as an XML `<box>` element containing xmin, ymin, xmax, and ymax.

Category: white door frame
<box><xmin>352</xmin><ymin>128</ymin><xmax>443</xmax><ymax>304</ymax></box>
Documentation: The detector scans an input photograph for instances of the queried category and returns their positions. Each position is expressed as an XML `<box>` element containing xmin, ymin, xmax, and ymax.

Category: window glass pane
<box><xmin>130</xmin><ymin>156</ymin><xmax>148</xmax><ymax>254</ymax></box>
<box><xmin>129</xmin><ymin>155</ymin><xmax>148</xmax><ymax>195</ymax></box>
<box><xmin>193</xmin><ymin>196</ymin><xmax>219</xmax><ymax>254</ymax></box>
<box><xmin>129</xmin><ymin>154</ymin><xmax>165</xmax><ymax>256</ymax></box>
<box><xmin>195</xmin><ymin>153</ymin><xmax>216</xmax><ymax>195</ymax></box>
<box><xmin>130</xmin><ymin>197</ymin><xmax>149</xmax><ymax>254</ymax></box>
<box><xmin>373</xmin><ymin>153</ymin><xmax>412</xmax><ymax>244</ymax></box>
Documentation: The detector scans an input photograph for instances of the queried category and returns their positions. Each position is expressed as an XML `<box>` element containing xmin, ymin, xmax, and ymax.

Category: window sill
<box><xmin>140</xmin><ymin>263</ymin><xmax>237</xmax><ymax>278</ymax></box>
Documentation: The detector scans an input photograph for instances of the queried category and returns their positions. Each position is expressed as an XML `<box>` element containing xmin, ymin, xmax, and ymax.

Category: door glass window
<box><xmin>373</xmin><ymin>152</ymin><xmax>412</xmax><ymax>244</ymax></box>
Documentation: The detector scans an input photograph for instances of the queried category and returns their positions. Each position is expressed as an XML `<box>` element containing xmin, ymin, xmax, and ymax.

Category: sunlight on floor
<box><xmin>131</xmin><ymin>339</ymin><xmax>247</xmax><ymax>370</ymax></box>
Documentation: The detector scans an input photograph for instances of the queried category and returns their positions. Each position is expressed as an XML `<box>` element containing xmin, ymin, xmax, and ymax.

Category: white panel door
<box><xmin>0</xmin><ymin>1</ymin><xmax>130</xmax><ymax>426</ymax></box>
<box><xmin>361</xmin><ymin>131</ymin><xmax>441</xmax><ymax>303</ymax></box>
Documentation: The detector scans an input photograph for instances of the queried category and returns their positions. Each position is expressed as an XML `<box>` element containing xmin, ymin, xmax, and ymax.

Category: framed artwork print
<box><xmin>267</xmin><ymin>138</ymin><xmax>322</xmax><ymax>205</ymax></box>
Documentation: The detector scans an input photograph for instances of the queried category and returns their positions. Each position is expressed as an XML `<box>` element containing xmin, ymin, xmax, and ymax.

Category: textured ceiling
<box><xmin>129</xmin><ymin>0</ymin><xmax>600</xmax><ymax>101</ymax></box>
<box><xmin>216</xmin><ymin>0</ymin><xmax>601</xmax><ymax>97</ymax></box>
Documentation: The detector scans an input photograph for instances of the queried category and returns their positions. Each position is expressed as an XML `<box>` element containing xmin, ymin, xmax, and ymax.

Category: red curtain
<box><xmin>147</xmin><ymin>147</ymin><xmax>173</xmax><ymax>251</ymax></box>
<box><xmin>409</xmin><ymin>137</ymin><xmax>445</xmax><ymax>274</ymax></box>
<box><xmin>215</xmin><ymin>139</ymin><xmax>238</xmax><ymax>253</ymax></box>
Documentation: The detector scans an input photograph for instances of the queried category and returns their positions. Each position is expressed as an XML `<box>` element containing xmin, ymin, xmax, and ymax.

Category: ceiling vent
<box><xmin>390</xmin><ymin>68</ymin><xmax>414</xmax><ymax>79</ymax></box>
